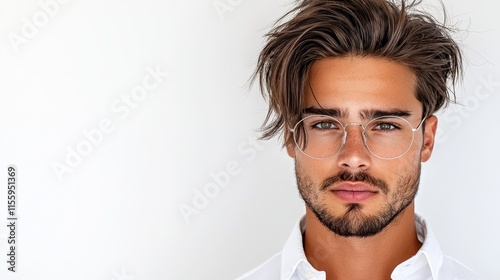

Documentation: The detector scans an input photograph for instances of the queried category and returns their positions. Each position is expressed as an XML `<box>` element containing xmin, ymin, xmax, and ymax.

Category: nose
<box><xmin>336</xmin><ymin>124</ymin><xmax>372</xmax><ymax>171</ymax></box>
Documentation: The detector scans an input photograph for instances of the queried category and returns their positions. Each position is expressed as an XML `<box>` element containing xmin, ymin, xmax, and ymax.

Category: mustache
<box><xmin>320</xmin><ymin>170</ymin><xmax>389</xmax><ymax>195</ymax></box>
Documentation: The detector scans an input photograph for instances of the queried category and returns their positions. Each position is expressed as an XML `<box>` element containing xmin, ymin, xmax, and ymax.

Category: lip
<box><xmin>328</xmin><ymin>182</ymin><xmax>379</xmax><ymax>203</ymax></box>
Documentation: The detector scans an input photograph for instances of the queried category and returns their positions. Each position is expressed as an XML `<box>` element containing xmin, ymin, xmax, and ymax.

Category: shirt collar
<box><xmin>391</xmin><ymin>214</ymin><xmax>443</xmax><ymax>279</ymax></box>
<box><xmin>280</xmin><ymin>216</ymin><xmax>308</xmax><ymax>280</ymax></box>
<box><xmin>280</xmin><ymin>214</ymin><xmax>444</xmax><ymax>280</ymax></box>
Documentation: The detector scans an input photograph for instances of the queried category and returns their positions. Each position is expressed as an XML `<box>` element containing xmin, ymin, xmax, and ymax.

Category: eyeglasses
<box><xmin>289</xmin><ymin>115</ymin><xmax>426</xmax><ymax>160</ymax></box>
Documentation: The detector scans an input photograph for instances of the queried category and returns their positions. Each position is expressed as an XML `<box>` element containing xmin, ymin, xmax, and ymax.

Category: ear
<box><xmin>286</xmin><ymin>141</ymin><xmax>296</xmax><ymax>158</ymax></box>
<box><xmin>284</xmin><ymin>130</ymin><xmax>297</xmax><ymax>158</ymax></box>
<box><xmin>420</xmin><ymin>115</ymin><xmax>438</xmax><ymax>162</ymax></box>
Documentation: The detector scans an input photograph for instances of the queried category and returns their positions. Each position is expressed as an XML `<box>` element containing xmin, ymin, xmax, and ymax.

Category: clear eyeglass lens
<box><xmin>293</xmin><ymin>115</ymin><xmax>416</xmax><ymax>159</ymax></box>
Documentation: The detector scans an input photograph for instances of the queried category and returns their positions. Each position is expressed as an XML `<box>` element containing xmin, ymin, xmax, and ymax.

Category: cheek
<box><xmin>404</xmin><ymin>146</ymin><xmax>422</xmax><ymax>167</ymax></box>
<box><xmin>410</xmin><ymin>140</ymin><xmax>424</xmax><ymax>164</ymax></box>
<box><xmin>385</xmin><ymin>157</ymin><xmax>420</xmax><ymax>188</ymax></box>
<box><xmin>373</xmin><ymin>156</ymin><xmax>417</xmax><ymax>182</ymax></box>
<box><xmin>295</xmin><ymin>155</ymin><xmax>336</xmax><ymax>180</ymax></box>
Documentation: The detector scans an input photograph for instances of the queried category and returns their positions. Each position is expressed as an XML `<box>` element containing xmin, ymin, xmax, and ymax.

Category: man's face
<box><xmin>287</xmin><ymin>56</ymin><xmax>437</xmax><ymax>237</ymax></box>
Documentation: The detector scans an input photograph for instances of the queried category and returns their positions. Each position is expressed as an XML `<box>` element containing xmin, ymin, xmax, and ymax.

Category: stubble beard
<box><xmin>296</xmin><ymin>161</ymin><xmax>421</xmax><ymax>237</ymax></box>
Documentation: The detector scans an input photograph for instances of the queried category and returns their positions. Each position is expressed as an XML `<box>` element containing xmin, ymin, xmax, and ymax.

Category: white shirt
<box><xmin>237</xmin><ymin>215</ymin><xmax>478</xmax><ymax>280</ymax></box>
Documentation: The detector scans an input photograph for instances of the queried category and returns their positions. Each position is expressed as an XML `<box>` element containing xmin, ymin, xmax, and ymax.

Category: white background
<box><xmin>0</xmin><ymin>0</ymin><xmax>498</xmax><ymax>279</ymax></box>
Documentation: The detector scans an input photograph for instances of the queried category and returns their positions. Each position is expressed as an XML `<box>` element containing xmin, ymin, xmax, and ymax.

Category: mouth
<box><xmin>328</xmin><ymin>182</ymin><xmax>379</xmax><ymax>203</ymax></box>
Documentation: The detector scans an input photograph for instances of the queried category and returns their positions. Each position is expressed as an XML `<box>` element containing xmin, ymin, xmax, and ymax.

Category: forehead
<box><xmin>306</xmin><ymin>56</ymin><xmax>421</xmax><ymax>119</ymax></box>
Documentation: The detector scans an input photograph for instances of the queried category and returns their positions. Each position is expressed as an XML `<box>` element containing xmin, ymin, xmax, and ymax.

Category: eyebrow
<box><xmin>303</xmin><ymin>107</ymin><xmax>347</xmax><ymax>118</ymax></box>
<box><xmin>303</xmin><ymin>107</ymin><xmax>412</xmax><ymax>120</ymax></box>
<box><xmin>361</xmin><ymin>109</ymin><xmax>412</xmax><ymax>119</ymax></box>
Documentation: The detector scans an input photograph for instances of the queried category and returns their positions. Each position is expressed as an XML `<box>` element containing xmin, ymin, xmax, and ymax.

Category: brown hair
<box><xmin>253</xmin><ymin>0</ymin><xmax>463</xmax><ymax>144</ymax></box>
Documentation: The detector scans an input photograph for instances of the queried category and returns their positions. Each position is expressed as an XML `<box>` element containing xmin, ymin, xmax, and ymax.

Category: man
<box><xmin>238</xmin><ymin>0</ymin><xmax>478</xmax><ymax>279</ymax></box>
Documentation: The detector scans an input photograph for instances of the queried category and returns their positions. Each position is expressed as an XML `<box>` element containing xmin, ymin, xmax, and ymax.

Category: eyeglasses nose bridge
<box><xmin>340</xmin><ymin>122</ymin><xmax>367</xmax><ymax>147</ymax></box>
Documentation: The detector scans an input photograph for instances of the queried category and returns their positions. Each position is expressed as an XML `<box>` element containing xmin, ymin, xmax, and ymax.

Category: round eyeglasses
<box><xmin>289</xmin><ymin>115</ymin><xmax>426</xmax><ymax>160</ymax></box>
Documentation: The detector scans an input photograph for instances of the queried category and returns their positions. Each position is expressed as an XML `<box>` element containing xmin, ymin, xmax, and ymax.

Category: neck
<box><xmin>303</xmin><ymin>203</ymin><xmax>421</xmax><ymax>280</ymax></box>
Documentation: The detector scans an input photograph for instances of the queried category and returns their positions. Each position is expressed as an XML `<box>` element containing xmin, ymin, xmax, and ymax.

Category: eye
<box><xmin>313</xmin><ymin>121</ymin><xmax>338</xmax><ymax>130</ymax></box>
<box><xmin>372</xmin><ymin>121</ymin><xmax>402</xmax><ymax>132</ymax></box>
<box><xmin>376</xmin><ymin>123</ymin><xmax>397</xmax><ymax>130</ymax></box>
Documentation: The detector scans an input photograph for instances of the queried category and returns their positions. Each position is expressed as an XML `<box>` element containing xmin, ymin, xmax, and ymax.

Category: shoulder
<box><xmin>235</xmin><ymin>252</ymin><xmax>282</xmax><ymax>280</ymax></box>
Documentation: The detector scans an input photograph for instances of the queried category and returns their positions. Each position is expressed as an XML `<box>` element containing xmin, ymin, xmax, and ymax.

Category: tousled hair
<box><xmin>253</xmin><ymin>0</ymin><xmax>463</xmax><ymax>145</ymax></box>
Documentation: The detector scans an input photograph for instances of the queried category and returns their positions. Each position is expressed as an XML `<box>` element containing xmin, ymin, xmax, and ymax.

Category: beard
<box><xmin>296</xmin><ymin>162</ymin><xmax>420</xmax><ymax>237</ymax></box>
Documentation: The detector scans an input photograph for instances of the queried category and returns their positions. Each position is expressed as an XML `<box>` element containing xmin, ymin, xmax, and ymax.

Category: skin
<box><xmin>286</xmin><ymin>56</ymin><xmax>438</xmax><ymax>280</ymax></box>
